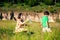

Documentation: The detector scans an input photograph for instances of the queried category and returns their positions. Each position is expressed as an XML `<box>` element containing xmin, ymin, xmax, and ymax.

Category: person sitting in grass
<box><xmin>14</xmin><ymin>13</ymin><xmax>27</xmax><ymax>33</ymax></box>
<box><xmin>41</xmin><ymin>11</ymin><xmax>52</xmax><ymax>32</ymax></box>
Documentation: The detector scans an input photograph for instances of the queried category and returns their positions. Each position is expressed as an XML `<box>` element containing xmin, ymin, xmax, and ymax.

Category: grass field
<box><xmin>0</xmin><ymin>20</ymin><xmax>60</xmax><ymax>40</ymax></box>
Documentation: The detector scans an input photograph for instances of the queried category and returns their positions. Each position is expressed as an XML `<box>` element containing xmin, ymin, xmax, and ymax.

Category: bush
<box><xmin>43</xmin><ymin>0</ymin><xmax>53</xmax><ymax>5</ymax></box>
<box><xmin>3</xmin><ymin>3</ymin><xmax>11</xmax><ymax>7</ymax></box>
<box><xmin>55</xmin><ymin>3</ymin><xmax>60</xmax><ymax>7</ymax></box>
<box><xmin>48</xmin><ymin>6</ymin><xmax>56</xmax><ymax>13</ymax></box>
<box><xmin>24</xmin><ymin>0</ymin><xmax>39</xmax><ymax>7</ymax></box>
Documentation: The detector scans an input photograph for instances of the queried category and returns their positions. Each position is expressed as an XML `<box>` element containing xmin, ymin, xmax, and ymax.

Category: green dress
<box><xmin>41</xmin><ymin>16</ymin><xmax>49</xmax><ymax>28</ymax></box>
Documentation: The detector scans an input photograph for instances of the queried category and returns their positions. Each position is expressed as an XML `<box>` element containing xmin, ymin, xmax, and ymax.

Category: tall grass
<box><xmin>0</xmin><ymin>20</ymin><xmax>60</xmax><ymax>40</ymax></box>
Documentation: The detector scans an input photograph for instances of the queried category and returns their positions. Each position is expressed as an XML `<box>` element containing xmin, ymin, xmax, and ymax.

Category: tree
<box><xmin>43</xmin><ymin>0</ymin><xmax>53</xmax><ymax>5</ymax></box>
<box><xmin>24</xmin><ymin>0</ymin><xmax>39</xmax><ymax>6</ymax></box>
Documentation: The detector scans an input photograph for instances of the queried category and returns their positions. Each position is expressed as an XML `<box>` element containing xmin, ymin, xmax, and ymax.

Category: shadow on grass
<box><xmin>14</xmin><ymin>31</ymin><xmax>34</xmax><ymax>40</ymax></box>
<box><xmin>0</xmin><ymin>28</ymin><xmax>35</xmax><ymax>40</ymax></box>
<box><xmin>26</xmin><ymin>31</ymin><xmax>34</xmax><ymax>40</ymax></box>
<box><xmin>0</xmin><ymin>28</ymin><xmax>15</xmax><ymax>37</ymax></box>
<box><xmin>0</xmin><ymin>28</ymin><xmax>15</xmax><ymax>40</ymax></box>
<box><xmin>0</xmin><ymin>28</ymin><xmax>34</xmax><ymax>36</ymax></box>
<box><xmin>27</xmin><ymin>31</ymin><xmax>34</xmax><ymax>35</ymax></box>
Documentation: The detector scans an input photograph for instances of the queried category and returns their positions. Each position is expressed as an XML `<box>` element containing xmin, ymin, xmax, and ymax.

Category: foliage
<box><xmin>48</xmin><ymin>6</ymin><xmax>56</xmax><ymax>13</ymax></box>
<box><xmin>0</xmin><ymin>0</ymin><xmax>60</xmax><ymax>13</ymax></box>
<box><xmin>43</xmin><ymin>0</ymin><xmax>53</xmax><ymax>5</ymax></box>
<box><xmin>55</xmin><ymin>3</ymin><xmax>60</xmax><ymax>7</ymax></box>
<box><xmin>24</xmin><ymin>0</ymin><xmax>39</xmax><ymax>7</ymax></box>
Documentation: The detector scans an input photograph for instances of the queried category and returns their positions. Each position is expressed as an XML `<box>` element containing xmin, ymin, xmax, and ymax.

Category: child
<box><xmin>41</xmin><ymin>11</ymin><xmax>52</xmax><ymax>32</ymax></box>
<box><xmin>14</xmin><ymin>13</ymin><xmax>27</xmax><ymax>32</ymax></box>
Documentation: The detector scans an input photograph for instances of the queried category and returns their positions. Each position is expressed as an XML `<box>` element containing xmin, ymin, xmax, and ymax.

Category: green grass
<box><xmin>0</xmin><ymin>20</ymin><xmax>60</xmax><ymax>40</ymax></box>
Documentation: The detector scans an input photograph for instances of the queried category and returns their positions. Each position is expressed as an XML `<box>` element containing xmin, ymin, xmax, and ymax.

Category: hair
<box><xmin>18</xmin><ymin>15</ymin><xmax>21</xmax><ymax>19</ymax></box>
<box><xmin>18</xmin><ymin>13</ymin><xmax>22</xmax><ymax>19</ymax></box>
<box><xmin>18</xmin><ymin>13</ymin><xmax>24</xmax><ymax>22</ymax></box>
<box><xmin>19</xmin><ymin>13</ymin><xmax>22</xmax><ymax>16</ymax></box>
<box><xmin>44</xmin><ymin>11</ymin><xmax>49</xmax><ymax>15</ymax></box>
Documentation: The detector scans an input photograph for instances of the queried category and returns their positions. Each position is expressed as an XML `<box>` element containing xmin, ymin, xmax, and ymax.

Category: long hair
<box><xmin>18</xmin><ymin>13</ymin><xmax>24</xmax><ymax>22</ymax></box>
<box><xmin>18</xmin><ymin>13</ymin><xmax>22</xmax><ymax>19</ymax></box>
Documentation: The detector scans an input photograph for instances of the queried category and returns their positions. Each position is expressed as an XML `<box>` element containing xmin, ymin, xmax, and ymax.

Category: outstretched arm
<box><xmin>21</xmin><ymin>20</ymin><xmax>29</xmax><ymax>24</ymax></box>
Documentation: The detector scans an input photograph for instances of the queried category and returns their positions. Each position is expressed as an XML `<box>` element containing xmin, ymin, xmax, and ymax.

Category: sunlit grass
<box><xmin>0</xmin><ymin>20</ymin><xmax>60</xmax><ymax>40</ymax></box>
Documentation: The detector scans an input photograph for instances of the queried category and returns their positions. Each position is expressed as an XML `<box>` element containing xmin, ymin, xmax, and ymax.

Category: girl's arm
<box><xmin>22</xmin><ymin>19</ymin><xmax>29</xmax><ymax>24</ymax></box>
